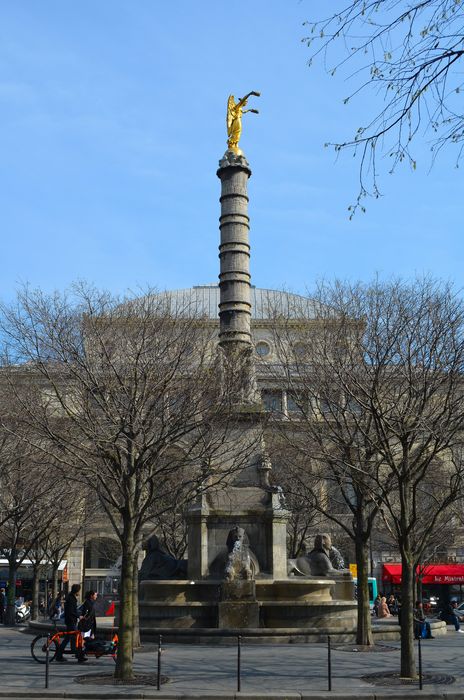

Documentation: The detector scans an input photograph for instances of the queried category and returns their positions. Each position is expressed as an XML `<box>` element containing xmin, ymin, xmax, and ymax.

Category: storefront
<box><xmin>0</xmin><ymin>558</ymin><xmax>67</xmax><ymax>600</ymax></box>
<box><xmin>382</xmin><ymin>563</ymin><xmax>464</xmax><ymax>606</ymax></box>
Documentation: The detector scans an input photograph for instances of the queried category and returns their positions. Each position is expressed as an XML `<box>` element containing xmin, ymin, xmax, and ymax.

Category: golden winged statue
<box><xmin>226</xmin><ymin>91</ymin><xmax>260</xmax><ymax>154</ymax></box>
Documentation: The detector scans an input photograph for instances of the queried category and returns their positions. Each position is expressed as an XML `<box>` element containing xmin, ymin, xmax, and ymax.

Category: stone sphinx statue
<box><xmin>139</xmin><ymin>534</ymin><xmax>187</xmax><ymax>581</ymax></box>
<box><xmin>224</xmin><ymin>525</ymin><xmax>259</xmax><ymax>581</ymax></box>
<box><xmin>288</xmin><ymin>533</ymin><xmax>348</xmax><ymax>578</ymax></box>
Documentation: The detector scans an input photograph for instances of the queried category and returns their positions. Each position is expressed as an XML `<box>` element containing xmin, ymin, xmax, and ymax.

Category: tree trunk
<box><xmin>31</xmin><ymin>565</ymin><xmax>41</xmax><ymax>620</ymax></box>
<box><xmin>4</xmin><ymin>560</ymin><xmax>18</xmax><ymax>626</ymax></box>
<box><xmin>132</xmin><ymin>557</ymin><xmax>141</xmax><ymax>649</ymax></box>
<box><xmin>51</xmin><ymin>564</ymin><xmax>59</xmax><ymax>599</ymax></box>
<box><xmin>417</xmin><ymin>575</ymin><xmax>423</xmax><ymax>603</ymax></box>
<box><xmin>355</xmin><ymin>537</ymin><xmax>373</xmax><ymax>645</ymax></box>
<box><xmin>400</xmin><ymin>557</ymin><xmax>416</xmax><ymax>679</ymax></box>
<box><xmin>114</xmin><ymin>523</ymin><xmax>135</xmax><ymax>680</ymax></box>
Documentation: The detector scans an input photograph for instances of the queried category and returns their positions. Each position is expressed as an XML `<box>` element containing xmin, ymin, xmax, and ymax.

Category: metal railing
<box><xmin>42</xmin><ymin>629</ymin><xmax>425</xmax><ymax>693</ymax></box>
<box><xmin>151</xmin><ymin>630</ymin><xmax>425</xmax><ymax>694</ymax></box>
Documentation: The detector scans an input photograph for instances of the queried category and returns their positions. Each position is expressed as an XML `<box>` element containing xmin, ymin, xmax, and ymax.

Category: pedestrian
<box><xmin>377</xmin><ymin>596</ymin><xmax>392</xmax><ymax>618</ymax></box>
<box><xmin>79</xmin><ymin>590</ymin><xmax>97</xmax><ymax>639</ymax></box>
<box><xmin>0</xmin><ymin>588</ymin><xmax>5</xmax><ymax>624</ymax></box>
<box><xmin>50</xmin><ymin>592</ymin><xmax>64</xmax><ymax>620</ymax></box>
<box><xmin>387</xmin><ymin>593</ymin><xmax>397</xmax><ymax>615</ymax></box>
<box><xmin>373</xmin><ymin>594</ymin><xmax>382</xmax><ymax>617</ymax></box>
<box><xmin>55</xmin><ymin>584</ymin><xmax>87</xmax><ymax>662</ymax></box>
<box><xmin>440</xmin><ymin>600</ymin><xmax>464</xmax><ymax>633</ymax></box>
<box><xmin>414</xmin><ymin>601</ymin><xmax>434</xmax><ymax>639</ymax></box>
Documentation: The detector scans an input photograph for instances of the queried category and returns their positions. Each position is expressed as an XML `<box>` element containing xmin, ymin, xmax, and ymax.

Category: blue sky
<box><xmin>1</xmin><ymin>1</ymin><xmax>462</xmax><ymax>302</ymax></box>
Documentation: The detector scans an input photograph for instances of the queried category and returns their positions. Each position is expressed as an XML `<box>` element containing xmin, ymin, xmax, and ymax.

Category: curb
<box><xmin>0</xmin><ymin>692</ymin><xmax>459</xmax><ymax>699</ymax></box>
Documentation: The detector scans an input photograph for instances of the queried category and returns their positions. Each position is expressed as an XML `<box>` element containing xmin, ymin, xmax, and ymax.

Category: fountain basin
<box><xmin>138</xmin><ymin>576</ymin><xmax>357</xmax><ymax>637</ymax></box>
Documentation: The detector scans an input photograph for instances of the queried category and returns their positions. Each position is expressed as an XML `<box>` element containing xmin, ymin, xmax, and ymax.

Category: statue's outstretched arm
<box><xmin>237</xmin><ymin>91</ymin><xmax>261</xmax><ymax>108</ymax></box>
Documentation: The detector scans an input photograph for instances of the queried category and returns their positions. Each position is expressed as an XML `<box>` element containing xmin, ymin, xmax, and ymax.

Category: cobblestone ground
<box><xmin>2</xmin><ymin>624</ymin><xmax>464</xmax><ymax>696</ymax></box>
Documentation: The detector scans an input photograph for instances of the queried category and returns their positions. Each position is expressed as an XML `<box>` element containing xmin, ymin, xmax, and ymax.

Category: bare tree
<box><xmin>376</xmin><ymin>473</ymin><xmax>458</xmax><ymax>600</ymax></box>
<box><xmin>146</xmin><ymin>469</ymin><xmax>191</xmax><ymax>559</ymax></box>
<box><xmin>305</xmin><ymin>1</ymin><xmax>464</xmax><ymax>212</ymax></box>
<box><xmin>270</xmin><ymin>277</ymin><xmax>464</xmax><ymax>677</ymax></box>
<box><xmin>268</xmin><ymin>301</ymin><xmax>385</xmax><ymax>646</ymax></box>
<box><xmin>0</xmin><ymin>284</ymin><xmax>252</xmax><ymax>679</ymax></box>
<box><xmin>0</xmin><ymin>444</ymin><xmax>59</xmax><ymax>625</ymax></box>
<box><xmin>149</xmin><ymin>507</ymin><xmax>189</xmax><ymax>559</ymax></box>
<box><xmin>27</xmin><ymin>540</ymin><xmax>47</xmax><ymax>620</ymax></box>
<box><xmin>267</xmin><ymin>442</ymin><xmax>327</xmax><ymax>559</ymax></box>
<box><xmin>46</xmin><ymin>523</ymin><xmax>87</xmax><ymax>603</ymax></box>
<box><xmin>29</xmin><ymin>496</ymin><xmax>95</xmax><ymax>619</ymax></box>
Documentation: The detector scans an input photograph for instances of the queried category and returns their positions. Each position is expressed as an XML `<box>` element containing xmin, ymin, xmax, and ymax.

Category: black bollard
<box><xmin>237</xmin><ymin>635</ymin><xmax>242</xmax><ymax>693</ymax></box>
<box><xmin>45</xmin><ymin>635</ymin><xmax>50</xmax><ymax>689</ymax></box>
<box><xmin>157</xmin><ymin>634</ymin><xmax>162</xmax><ymax>691</ymax></box>
<box><xmin>327</xmin><ymin>634</ymin><xmax>332</xmax><ymax>691</ymax></box>
<box><xmin>418</xmin><ymin>636</ymin><xmax>423</xmax><ymax>690</ymax></box>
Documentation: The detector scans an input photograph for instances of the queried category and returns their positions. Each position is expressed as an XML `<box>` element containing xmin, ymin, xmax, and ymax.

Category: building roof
<box><xmin>148</xmin><ymin>285</ymin><xmax>318</xmax><ymax>320</ymax></box>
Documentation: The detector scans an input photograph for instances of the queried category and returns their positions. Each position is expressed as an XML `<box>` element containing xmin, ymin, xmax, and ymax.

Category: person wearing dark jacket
<box><xmin>79</xmin><ymin>590</ymin><xmax>97</xmax><ymax>638</ymax></box>
<box><xmin>56</xmin><ymin>584</ymin><xmax>86</xmax><ymax>662</ymax></box>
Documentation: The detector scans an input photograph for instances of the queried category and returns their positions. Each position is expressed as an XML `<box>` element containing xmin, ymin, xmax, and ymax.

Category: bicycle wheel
<box><xmin>30</xmin><ymin>634</ymin><xmax>59</xmax><ymax>663</ymax></box>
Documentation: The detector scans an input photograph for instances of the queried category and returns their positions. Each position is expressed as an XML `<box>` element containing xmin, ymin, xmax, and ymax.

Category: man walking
<box><xmin>55</xmin><ymin>584</ymin><xmax>87</xmax><ymax>662</ymax></box>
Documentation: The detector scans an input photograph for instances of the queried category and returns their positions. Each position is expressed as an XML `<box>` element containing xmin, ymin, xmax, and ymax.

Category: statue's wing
<box><xmin>227</xmin><ymin>95</ymin><xmax>235</xmax><ymax>133</ymax></box>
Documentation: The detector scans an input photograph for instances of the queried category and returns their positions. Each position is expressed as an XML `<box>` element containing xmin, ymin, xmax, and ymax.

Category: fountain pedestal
<box><xmin>218</xmin><ymin>580</ymin><xmax>259</xmax><ymax>628</ymax></box>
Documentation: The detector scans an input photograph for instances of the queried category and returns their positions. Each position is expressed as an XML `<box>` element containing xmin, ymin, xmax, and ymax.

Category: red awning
<box><xmin>382</xmin><ymin>563</ymin><xmax>464</xmax><ymax>585</ymax></box>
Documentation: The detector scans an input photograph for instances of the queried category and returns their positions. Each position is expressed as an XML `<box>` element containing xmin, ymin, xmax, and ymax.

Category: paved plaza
<box><xmin>1</xmin><ymin>624</ymin><xmax>464</xmax><ymax>699</ymax></box>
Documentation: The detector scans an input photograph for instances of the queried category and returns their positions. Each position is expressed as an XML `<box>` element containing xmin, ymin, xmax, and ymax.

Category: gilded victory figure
<box><xmin>226</xmin><ymin>91</ymin><xmax>260</xmax><ymax>154</ymax></box>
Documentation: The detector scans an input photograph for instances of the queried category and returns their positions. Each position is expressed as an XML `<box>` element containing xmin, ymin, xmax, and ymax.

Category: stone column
<box><xmin>186</xmin><ymin>500</ymin><xmax>210</xmax><ymax>579</ymax></box>
<box><xmin>217</xmin><ymin>150</ymin><xmax>253</xmax><ymax>350</ymax></box>
<box><xmin>260</xmin><ymin>492</ymin><xmax>291</xmax><ymax>580</ymax></box>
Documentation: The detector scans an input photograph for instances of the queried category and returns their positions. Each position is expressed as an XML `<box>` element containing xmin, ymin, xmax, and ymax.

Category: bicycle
<box><xmin>30</xmin><ymin>627</ymin><xmax>118</xmax><ymax>664</ymax></box>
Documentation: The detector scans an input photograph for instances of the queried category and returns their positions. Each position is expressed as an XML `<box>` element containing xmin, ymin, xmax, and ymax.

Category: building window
<box><xmin>255</xmin><ymin>341</ymin><xmax>271</xmax><ymax>357</ymax></box>
<box><xmin>319</xmin><ymin>397</ymin><xmax>333</xmax><ymax>415</ymax></box>
<box><xmin>85</xmin><ymin>538</ymin><xmax>121</xmax><ymax>570</ymax></box>
<box><xmin>261</xmin><ymin>390</ymin><xmax>282</xmax><ymax>412</ymax></box>
<box><xmin>287</xmin><ymin>391</ymin><xmax>306</xmax><ymax>414</ymax></box>
<box><xmin>319</xmin><ymin>394</ymin><xmax>342</xmax><ymax>415</ymax></box>
<box><xmin>293</xmin><ymin>343</ymin><xmax>307</xmax><ymax>358</ymax></box>
<box><xmin>345</xmin><ymin>396</ymin><xmax>362</xmax><ymax>415</ymax></box>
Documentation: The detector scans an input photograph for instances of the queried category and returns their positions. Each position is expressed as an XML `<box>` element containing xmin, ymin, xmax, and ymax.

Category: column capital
<box><xmin>217</xmin><ymin>150</ymin><xmax>252</xmax><ymax>178</ymax></box>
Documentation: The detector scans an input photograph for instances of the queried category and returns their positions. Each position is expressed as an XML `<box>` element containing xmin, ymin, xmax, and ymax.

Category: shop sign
<box><xmin>433</xmin><ymin>575</ymin><xmax>464</xmax><ymax>583</ymax></box>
